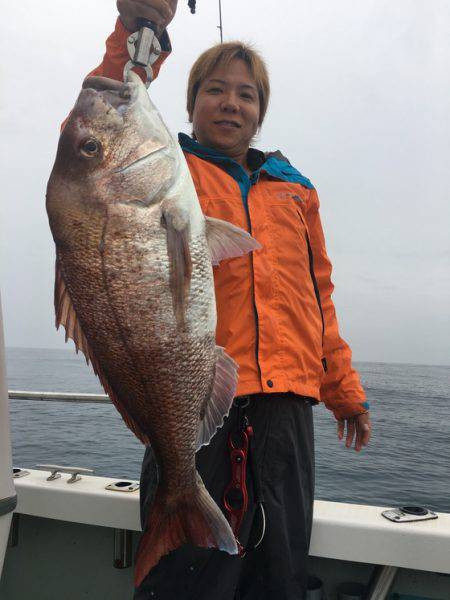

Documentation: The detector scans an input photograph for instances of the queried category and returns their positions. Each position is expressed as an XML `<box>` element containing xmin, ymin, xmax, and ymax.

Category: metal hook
<box><xmin>251</xmin><ymin>503</ymin><xmax>266</xmax><ymax>549</ymax></box>
<box><xmin>123</xmin><ymin>60</ymin><xmax>153</xmax><ymax>88</ymax></box>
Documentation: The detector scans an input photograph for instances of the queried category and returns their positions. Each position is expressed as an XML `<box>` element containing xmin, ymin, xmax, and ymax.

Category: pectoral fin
<box><xmin>163</xmin><ymin>210</ymin><xmax>192</xmax><ymax>327</ymax></box>
<box><xmin>205</xmin><ymin>216</ymin><xmax>262</xmax><ymax>266</ymax></box>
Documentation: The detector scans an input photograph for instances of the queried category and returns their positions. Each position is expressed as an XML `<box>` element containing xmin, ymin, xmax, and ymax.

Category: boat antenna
<box><xmin>218</xmin><ymin>0</ymin><xmax>223</xmax><ymax>42</ymax></box>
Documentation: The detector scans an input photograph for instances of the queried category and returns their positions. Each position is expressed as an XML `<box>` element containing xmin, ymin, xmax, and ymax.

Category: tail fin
<box><xmin>134</xmin><ymin>475</ymin><xmax>238</xmax><ymax>587</ymax></box>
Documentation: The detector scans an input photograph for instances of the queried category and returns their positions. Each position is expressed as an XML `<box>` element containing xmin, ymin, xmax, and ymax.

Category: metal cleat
<box><xmin>35</xmin><ymin>464</ymin><xmax>94</xmax><ymax>484</ymax></box>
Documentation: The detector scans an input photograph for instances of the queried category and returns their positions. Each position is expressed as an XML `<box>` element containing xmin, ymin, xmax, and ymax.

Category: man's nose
<box><xmin>220</xmin><ymin>93</ymin><xmax>240</xmax><ymax>113</ymax></box>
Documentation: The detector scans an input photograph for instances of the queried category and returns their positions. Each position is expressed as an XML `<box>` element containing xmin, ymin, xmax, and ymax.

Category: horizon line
<box><xmin>5</xmin><ymin>345</ymin><xmax>450</xmax><ymax>370</ymax></box>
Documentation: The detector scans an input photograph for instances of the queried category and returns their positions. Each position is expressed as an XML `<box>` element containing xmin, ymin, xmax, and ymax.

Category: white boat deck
<box><xmin>13</xmin><ymin>468</ymin><xmax>450</xmax><ymax>575</ymax></box>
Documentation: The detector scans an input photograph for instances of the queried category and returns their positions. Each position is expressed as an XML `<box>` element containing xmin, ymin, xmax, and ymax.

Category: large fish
<box><xmin>46</xmin><ymin>71</ymin><xmax>260</xmax><ymax>585</ymax></box>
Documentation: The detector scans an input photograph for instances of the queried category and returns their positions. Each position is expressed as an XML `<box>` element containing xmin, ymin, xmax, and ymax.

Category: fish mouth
<box><xmin>82</xmin><ymin>76</ymin><xmax>136</xmax><ymax>112</ymax></box>
<box><xmin>80</xmin><ymin>74</ymin><xmax>171</xmax><ymax>175</ymax></box>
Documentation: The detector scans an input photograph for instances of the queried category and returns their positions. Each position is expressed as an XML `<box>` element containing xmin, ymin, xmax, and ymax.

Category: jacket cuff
<box><xmin>331</xmin><ymin>400</ymin><xmax>370</xmax><ymax>421</ymax></box>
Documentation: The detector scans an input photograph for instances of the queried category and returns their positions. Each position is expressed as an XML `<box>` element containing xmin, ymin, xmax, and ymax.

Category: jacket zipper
<box><xmin>242</xmin><ymin>183</ymin><xmax>263</xmax><ymax>382</ymax></box>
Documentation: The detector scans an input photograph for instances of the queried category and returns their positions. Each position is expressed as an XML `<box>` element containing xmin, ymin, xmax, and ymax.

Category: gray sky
<box><xmin>1</xmin><ymin>0</ymin><xmax>449</xmax><ymax>365</ymax></box>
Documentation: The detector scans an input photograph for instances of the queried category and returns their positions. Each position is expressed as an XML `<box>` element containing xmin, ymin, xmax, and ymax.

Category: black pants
<box><xmin>134</xmin><ymin>393</ymin><xmax>315</xmax><ymax>600</ymax></box>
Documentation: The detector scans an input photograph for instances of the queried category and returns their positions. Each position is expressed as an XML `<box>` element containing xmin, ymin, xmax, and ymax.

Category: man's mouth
<box><xmin>214</xmin><ymin>120</ymin><xmax>241</xmax><ymax>128</ymax></box>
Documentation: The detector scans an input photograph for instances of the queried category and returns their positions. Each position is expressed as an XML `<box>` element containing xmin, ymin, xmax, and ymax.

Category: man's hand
<box><xmin>337</xmin><ymin>412</ymin><xmax>371</xmax><ymax>452</ymax></box>
<box><xmin>117</xmin><ymin>0</ymin><xmax>178</xmax><ymax>34</ymax></box>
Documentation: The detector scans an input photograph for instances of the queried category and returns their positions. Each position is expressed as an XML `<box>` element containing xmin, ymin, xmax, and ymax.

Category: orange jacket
<box><xmin>89</xmin><ymin>19</ymin><xmax>368</xmax><ymax>420</ymax></box>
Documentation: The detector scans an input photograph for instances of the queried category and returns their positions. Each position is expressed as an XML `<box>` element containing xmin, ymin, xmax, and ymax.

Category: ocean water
<box><xmin>5</xmin><ymin>347</ymin><xmax>450</xmax><ymax>513</ymax></box>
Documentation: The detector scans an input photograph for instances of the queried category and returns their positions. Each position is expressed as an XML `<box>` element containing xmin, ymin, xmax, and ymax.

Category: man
<box><xmin>87</xmin><ymin>1</ymin><xmax>371</xmax><ymax>598</ymax></box>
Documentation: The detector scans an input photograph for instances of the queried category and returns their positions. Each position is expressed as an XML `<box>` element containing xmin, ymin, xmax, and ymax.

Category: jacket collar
<box><xmin>178</xmin><ymin>133</ymin><xmax>314</xmax><ymax>189</ymax></box>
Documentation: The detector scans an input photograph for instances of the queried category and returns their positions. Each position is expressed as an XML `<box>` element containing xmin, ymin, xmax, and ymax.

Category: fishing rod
<box><xmin>188</xmin><ymin>0</ymin><xmax>224</xmax><ymax>42</ymax></box>
<box><xmin>218</xmin><ymin>0</ymin><xmax>223</xmax><ymax>43</ymax></box>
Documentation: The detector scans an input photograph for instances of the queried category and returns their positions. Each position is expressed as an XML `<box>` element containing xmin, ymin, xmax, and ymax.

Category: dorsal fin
<box><xmin>205</xmin><ymin>216</ymin><xmax>261</xmax><ymax>266</ymax></box>
<box><xmin>54</xmin><ymin>260</ymin><xmax>149</xmax><ymax>444</ymax></box>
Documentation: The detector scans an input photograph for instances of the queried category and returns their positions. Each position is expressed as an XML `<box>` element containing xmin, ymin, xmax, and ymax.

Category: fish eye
<box><xmin>79</xmin><ymin>137</ymin><xmax>101</xmax><ymax>158</ymax></box>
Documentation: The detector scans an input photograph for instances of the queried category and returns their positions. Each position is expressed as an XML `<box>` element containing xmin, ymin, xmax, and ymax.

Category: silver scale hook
<box><xmin>123</xmin><ymin>20</ymin><xmax>162</xmax><ymax>88</ymax></box>
<box><xmin>123</xmin><ymin>1</ymin><xmax>199</xmax><ymax>86</ymax></box>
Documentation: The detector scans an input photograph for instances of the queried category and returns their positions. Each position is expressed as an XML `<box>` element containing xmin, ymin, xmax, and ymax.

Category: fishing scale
<box><xmin>124</xmin><ymin>1</ymin><xmax>198</xmax><ymax>87</ymax></box>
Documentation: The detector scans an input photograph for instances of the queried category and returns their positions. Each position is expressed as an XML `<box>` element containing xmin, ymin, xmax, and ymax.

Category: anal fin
<box><xmin>196</xmin><ymin>346</ymin><xmax>238</xmax><ymax>449</ymax></box>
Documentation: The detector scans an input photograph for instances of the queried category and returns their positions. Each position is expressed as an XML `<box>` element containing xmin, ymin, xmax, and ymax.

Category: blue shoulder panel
<box><xmin>262</xmin><ymin>156</ymin><xmax>315</xmax><ymax>189</ymax></box>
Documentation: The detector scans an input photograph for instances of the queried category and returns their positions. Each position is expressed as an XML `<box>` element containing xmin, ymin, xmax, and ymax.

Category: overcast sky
<box><xmin>0</xmin><ymin>0</ymin><xmax>449</xmax><ymax>366</ymax></box>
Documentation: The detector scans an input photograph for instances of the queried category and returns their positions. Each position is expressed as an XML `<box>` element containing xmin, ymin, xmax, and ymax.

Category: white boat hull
<box><xmin>0</xmin><ymin>516</ymin><xmax>12</xmax><ymax>574</ymax></box>
<box><xmin>0</xmin><ymin>294</ymin><xmax>16</xmax><ymax>575</ymax></box>
<box><xmin>1</xmin><ymin>468</ymin><xmax>449</xmax><ymax>597</ymax></box>
<box><xmin>1</xmin><ymin>507</ymin><xmax>449</xmax><ymax>599</ymax></box>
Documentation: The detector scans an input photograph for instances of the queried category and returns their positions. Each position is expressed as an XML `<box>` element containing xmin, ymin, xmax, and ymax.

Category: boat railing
<box><xmin>8</xmin><ymin>390</ymin><xmax>110</xmax><ymax>404</ymax></box>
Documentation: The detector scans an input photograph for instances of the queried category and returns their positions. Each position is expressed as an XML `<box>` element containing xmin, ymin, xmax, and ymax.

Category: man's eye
<box><xmin>207</xmin><ymin>87</ymin><xmax>222</xmax><ymax>94</ymax></box>
<box><xmin>241</xmin><ymin>93</ymin><xmax>254</xmax><ymax>100</ymax></box>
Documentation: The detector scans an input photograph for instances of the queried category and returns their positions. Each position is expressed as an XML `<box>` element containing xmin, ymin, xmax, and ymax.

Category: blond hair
<box><xmin>187</xmin><ymin>42</ymin><xmax>270</xmax><ymax>126</ymax></box>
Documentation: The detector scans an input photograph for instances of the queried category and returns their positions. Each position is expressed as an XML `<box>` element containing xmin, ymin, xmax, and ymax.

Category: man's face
<box><xmin>191</xmin><ymin>59</ymin><xmax>260</xmax><ymax>158</ymax></box>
